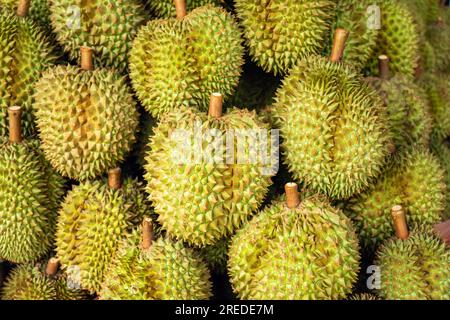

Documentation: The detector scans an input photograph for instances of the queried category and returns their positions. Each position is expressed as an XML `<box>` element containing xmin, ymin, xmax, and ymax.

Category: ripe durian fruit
<box><xmin>145</xmin><ymin>93</ymin><xmax>273</xmax><ymax>247</ymax></box>
<box><xmin>426</xmin><ymin>17</ymin><xmax>450</xmax><ymax>73</ymax></box>
<box><xmin>146</xmin><ymin>0</ymin><xmax>220</xmax><ymax>18</ymax></box>
<box><xmin>100</xmin><ymin>218</ymin><xmax>212</xmax><ymax>300</ymax></box>
<box><xmin>0</xmin><ymin>107</ymin><xmax>65</xmax><ymax>263</ymax></box>
<box><xmin>228</xmin><ymin>183</ymin><xmax>360</xmax><ymax>300</ymax></box>
<box><xmin>234</xmin><ymin>0</ymin><xmax>336</xmax><ymax>75</ymax></box>
<box><xmin>430</xmin><ymin>138</ymin><xmax>450</xmax><ymax>218</ymax></box>
<box><xmin>130</xmin><ymin>1</ymin><xmax>244</xmax><ymax>119</ymax></box>
<box><xmin>33</xmin><ymin>47</ymin><xmax>139</xmax><ymax>180</ymax></box>
<box><xmin>0</xmin><ymin>0</ymin><xmax>52</xmax><ymax>35</ymax></box>
<box><xmin>348</xmin><ymin>293</ymin><xmax>380</xmax><ymax>300</ymax></box>
<box><xmin>198</xmin><ymin>237</ymin><xmax>230</xmax><ymax>274</ymax></box>
<box><xmin>2</xmin><ymin>257</ymin><xmax>86</xmax><ymax>300</ymax></box>
<box><xmin>272</xmin><ymin>29</ymin><xmax>391</xmax><ymax>200</ymax></box>
<box><xmin>55</xmin><ymin>168</ymin><xmax>151</xmax><ymax>293</ymax></box>
<box><xmin>375</xmin><ymin>207</ymin><xmax>449</xmax><ymax>300</ymax></box>
<box><xmin>343</xmin><ymin>149</ymin><xmax>446</xmax><ymax>249</ymax></box>
<box><xmin>0</xmin><ymin>1</ymin><xmax>55</xmax><ymax>137</ymax></box>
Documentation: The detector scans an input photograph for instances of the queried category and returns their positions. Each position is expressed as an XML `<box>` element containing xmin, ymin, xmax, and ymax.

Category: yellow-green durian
<box><xmin>0</xmin><ymin>0</ymin><xmax>52</xmax><ymax>35</ymax></box>
<box><xmin>198</xmin><ymin>237</ymin><xmax>230</xmax><ymax>274</ymax></box>
<box><xmin>430</xmin><ymin>138</ymin><xmax>450</xmax><ymax>219</ymax></box>
<box><xmin>146</xmin><ymin>0</ymin><xmax>220</xmax><ymax>18</ymax></box>
<box><xmin>348</xmin><ymin>293</ymin><xmax>380</xmax><ymax>300</ymax></box>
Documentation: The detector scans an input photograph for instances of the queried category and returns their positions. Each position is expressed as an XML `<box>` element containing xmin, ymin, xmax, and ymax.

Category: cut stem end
<box><xmin>330</xmin><ymin>28</ymin><xmax>350</xmax><ymax>63</ymax></box>
<box><xmin>174</xmin><ymin>0</ymin><xmax>187</xmax><ymax>19</ymax></box>
<box><xmin>16</xmin><ymin>0</ymin><xmax>30</xmax><ymax>17</ymax></box>
<box><xmin>141</xmin><ymin>218</ymin><xmax>153</xmax><ymax>250</ymax></box>
<box><xmin>80</xmin><ymin>46</ymin><xmax>93</xmax><ymax>71</ymax></box>
<box><xmin>208</xmin><ymin>93</ymin><xmax>223</xmax><ymax>119</ymax></box>
<box><xmin>8</xmin><ymin>106</ymin><xmax>22</xmax><ymax>144</ymax></box>
<box><xmin>285</xmin><ymin>182</ymin><xmax>300</xmax><ymax>209</ymax></box>
<box><xmin>45</xmin><ymin>257</ymin><xmax>60</xmax><ymax>277</ymax></box>
<box><xmin>378</xmin><ymin>55</ymin><xmax>390</xmax><ymax>80</ymax></box>
<box><xmin>391</xmin><ymin>205</ymin><xmax>409</xmax><ymax>240</ymax></box>
<box><xmin>108</xmin><ymin>168</ymin><xmax>122</xmax><ymax>189</ymax></box>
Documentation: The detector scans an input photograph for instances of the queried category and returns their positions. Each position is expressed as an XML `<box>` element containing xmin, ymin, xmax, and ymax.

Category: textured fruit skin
<box><xmin>0</xmin><ymin>10</ymin><xmax>55</xmax><ymax>137</ymax></box>
<box><xmin>146</xmin><ymin>0</ymin><xmax>220</xmax><ymax>18</ymax></box>
<box><xmin>272</xmin><ymin>56</ymin><xmax>391</xmax><ymax>200</ymax></box>
<box><xmin>0</xmin><ymin>0</ymin><xmax>53</xmax><ymax>35</ymax></box>
<box><xmin>55</xmin><ymin>178</ymin><xmax>151</xmax><ymax>294</ymax></box>
<box><xmin>33</xmin><ymin>65</ymin><xmax>139</xmax><ymax>181</ymax></box>
<box><xmin>0</xmin><ymin>138</ymin><xmax>65</xmax><ymax>263</ymax></box>
<box><xmin>2</xmin><ymin>262</ymin><xmax>86</xmax><ymax>300</ymax></box>
<box><xmin>426</xmin><ymin>20</ymin><xmax>450</xmax><ymax>73</ymax></box>
<box><xmin>49</xmin><ymin>0</ymin><xmax>146</xmax><ymax>73</ymax></box>
<box><xmin>100</xmin><ymin>228</ymin><xmax>212</xmax><ymax>300</ymax></box>
<box><xmin>375</xmin><ymin>227</ymin><xmax>449</xmax><ymax>300</ymax></box>
<box><xmin>234</xmin><ymin>0</ymin><xmax>335</xmax><ymax>75</ymax></box>
<box><xmin>145</xmin><ymin>106</ymin><xmax>272</xmax><ymax>247</ymax></box>
<box><xmin>348</xmin><ymin>293</ymin><xmax>380</xmax><ymax>300</ymax></box>
<box><xmin>228</xmin><ymin>195</ymin><xmax>360</xmax><ymax>300</ymax></box>
<box><xmin>130</xmin><ymin>5</ymin><xmax>243</xmax><ymax>119</ymax></box>
<box><xmin>199</xmin><ymin>237</ymin><xmax>230</xmax><ymax>274</ymax></box>
<box><xmin>343</xmin><ymin>149</ymin><xmax>446</xmax><ymax>249</ymax></box>
<box><xmin>430</xmin><ymin>138</ymin><xmax>450</xmax><ymax>219</ymax></box>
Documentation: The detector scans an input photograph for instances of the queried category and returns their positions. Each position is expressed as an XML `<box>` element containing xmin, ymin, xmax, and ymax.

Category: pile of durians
<box><xmin>0</xmin><ymin>0</ymin><xmax>449</xmax><ymax>300</ymax></box>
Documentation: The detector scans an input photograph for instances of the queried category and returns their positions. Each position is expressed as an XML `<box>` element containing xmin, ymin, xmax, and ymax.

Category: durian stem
<box><xmin>174</xmin><ymin>0</ymin><xmax>187</xmax><ymax>19</ymax></box>
<box><xmin>208</xmin><ymin>93</ymin><xmax>223</xmax><ymax>119</ymax></box>
<box><xmin>378</xmin><ymin>55</ymin><xmax>390</xmax><ymax>80</ymax></box>
<box><xmin>80</xmin><ymin>46</ymin><xmax>94</xmax><ymax>71</ymax></box>
<box><xmin>434</xmin><ymin>219</ymin><xmax>450</xmax><ymax>246</ymax></box>
<box><xmin>330</xmin><ymin>28</ymin><xmax>349</xmax><ymax>63</ymax></box>
<box><xmin>108</xmin><ymin>168</ymin><xmax>122</xmax><ymax>189</ymax></box>
<box><xmin>285</xmin><ymin>182</ymin><xmax>300</xmax><ymax>209</ymax></box>
<box><xmin>391</xmin><ymin>205</ymin><xmax>409</xmax><ymax>240</ymax></box>
<box><xmin>8</xmin><ymin>106</ymin><xmax>22</xmax><ymax>144</ymax></box>
<box><xmin>16</xmin><ymin>0</ymin><xmax>30</xmax><ymax>17</ymax></box>
<box><xmin>45</xmin><ymin>257</ymin><xmax>60</xmax><ymax>277</ymax></box>
<box><xmin>141</xmin><ymin>217</ymin><xmax>153</xmax><ymax>250</ymax></box>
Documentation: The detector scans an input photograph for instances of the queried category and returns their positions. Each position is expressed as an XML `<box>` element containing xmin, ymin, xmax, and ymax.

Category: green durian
<box><xmin>49</xmin><ymin>0</ymin><xmax>146</xmax><ymax>73</ymax></box>
<box><xmin>145</xmin><ymin>0</ymin><xmax>220</xmax><ymax>18</ymax></box>
<box><xmin>145</xmin><ymin>95</ymin><xmax>273</xmax><ymax>247</ymax></box>
<box><xmin>100</xmin><ymin>221</ymin><xmax>212</xmax><ymax>300</ymax></box>
<box><xmin>234</xmin><ymin>0</ymin><xmax>336</xmax><ymax>75</ymax></box>
<box><xmin>0</xmin><ymin>0</ymin><xmax>52</xmax><ymax>35</ymax></box>
<box><xmin>130</xmin><ymin>4</ymin><xmax>243</xmax><ymax>119</ymax></box>
<box><xmin>33</xmin><ymin>49</ymin><xmax>139</xmax><ymax>181</ymax></box>
<box><xmin>426</xmin><ymin>18</ymin><xmax>450</xmax><ymax>73</ymax></box>
<box><xmin>348</xmin><ymin>293</ymin><xmax>380</xmax><ymax>300</ymax></box>
<box><xmin>399</xmin><ymin>0</ymin><xmax>441</xmax><ymax>27</ymax></box>
<box><xmin>198</xmin><ymin>237</ymin><xmax>230</xmax><ymax>274</ymax></box>
<box><xmin>430</xmin><ymin>138</ymin><xmax>450</xmax><ymax>219</ymax></box>
<box><xmin>55</xmin><ymin>170</ymin><xmax>152</xmax><ymax>293</ymax></box>
<box><xmin>228</xmin><ymin>184</ymin><xmax>360</xmax><ymax>300</ymax></box>
<box><xmin>343</xmin><ymin>149</ymin><xmax>446</xmax><ymax>249</ymax></box>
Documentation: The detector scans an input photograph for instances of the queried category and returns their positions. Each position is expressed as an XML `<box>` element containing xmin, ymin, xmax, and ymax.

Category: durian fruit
<box><xmin>0</xmin><ymin>0</ymin><xmax>52</xmax><ymax>35</ymax></box>
<box><xmin>348</xmin><ymin>293</ymin><xmax>380</xmax><ymax>300</ymax></box>
<box><xmin>343</xmin><ymin>148</ymin><xmax>446</xmax><ymax>249</ymax></box>
<box><xmin>375</xmin><ymin>207</ymin><xmax>449</xmax><ymax>300</ymax></box>
<box><xmin>55</xmin><ymin>168</ymin><xmax>151</xmax><ymax>294</ymax></box>
<box><xmin>430</xmin><ymin>138</ymin><xmax>450</xmax><ymax>218</ymax></box>
<box><xmin>146</xmin><ymin>0</ymin><xmax>220</xmax><ymax>18</ymax></box>
<box><xmin>33</xmin><ymin>47</ymin><xmax>139</xmax><ymax>180</ymax></box>
<box><xmin>145</xmin><ymin>93</ymin><xmax>273</xmax><ymax>247</ymax></box>
<box><xmin>228</xmin><ymin>183</ymin><xmax>360</xmax><ymax>300</ymax></box>
<box><xmin>100</xmin><ymin>218</ymin><xmax>212</xmax><ymax>300</ymax></box>
<box><xmin>0</xmin><ymin>1</ymin><xmax>56</xmax><ymax>137</ymax></box>
<box><xmin>368</xmin><ymin>0</ymin><xmax>419</xmax><ymax>78</ymax></box>
<box><xmin>234</xmin><ymin>0</ymin><xmax>336</xmax><ymax>75</ymax></box>
<box><xmin>130</xmin><ymin>1</ymin><xmax>244</xmax><ymax>119</ymax></box>
<box><xmin>272</xmin><ymin>29</ymin><xmax>391</xmax><ymax>200</ymax></box>
<box><xmin>49</xmin><ymin>0</ymin><xmax>146</xmax><ymax>73</ymax></box>
<box><xmin>426</xmin><ymin>17</ymin><xmax>450</xmax><ymax>73</ymax></box>
<box><xmin>0</xmin><ymin>107</ymin><xmax>65</xmax><ymax>263</ymax></box>
<box><xmin>399</xmin><ymin>0</ymin><xmax>441</xmax><ymax>27</ymax></box>
<box><xmin>198</xmin><ymin>237</ymin><xmax>230</xmax><ymax>274</ymax></box>
<box><xmin>2</xmin><ymin>257</ymin><xmax>86</xmax><ymax>300</ymax></box>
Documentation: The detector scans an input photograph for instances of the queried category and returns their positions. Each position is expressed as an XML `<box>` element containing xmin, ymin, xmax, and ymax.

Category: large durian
<box><xmin>55</xmin><ymin>168</ymin><xmax>151</xmax><ymax>293</ymax></box>
<box><xmin>33</xmin><ymin>47</ymin><xmax>139</xmax><ymax>180</ymax></box>
<box><xmin>49</xmin><ymin>0</ymin><xmax>146</xmax><ymax>73</ymax></box>
<box><xmin>272</xmin><ymin>29</ymin><xmax>391</xmax><ymax>200</ymax></box>
<box><xmin>146</xmin><ymin>0</ymin><xmax>220</xmax><ymax>18</ymax></box>
<box><xmin>0</xmin><ymin>107</ymin><xmax>65</xmax><ymax>263</ymax></box>
<box><xmin>234</xmin><ymin>0</ymin><xmax>336</xmax><ymax>75</ymax></box>
<box><xmin>130</xmin><ymin>1</ymin><xmax>244</xmax><ymax>119</ymax></box>
<box><xmin>145</xmin><ymin>93</ymin><xmax>273</xmax><ymax>247</ymax></box>
<box><xmin>343</xmin><ymin>148</ymin><xmax>446</xmax><ymax>249</ymax></box>
<box><xmin>0</xmin><ymin>0</ymin><xmax>52</xmax><ymax>35</ymax></box>
<box><xmin>0</xmin><ymin>1</ymin><xmax>55</xmax><ymax>137</ymax></box>
<box><xmin>100</xmin><ymin>218</ymin><xmax>212</xmax><ymax>300</ymax></box>
<box><xmin>228</xmin><ymin>183</ymin><xmax>360</xmax><ymax>300</ymax></box>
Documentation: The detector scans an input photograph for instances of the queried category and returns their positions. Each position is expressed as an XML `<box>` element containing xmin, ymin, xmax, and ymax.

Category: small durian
<box><xmin>100</xmin><ymin>218</ymin><xmax>212</xmax><ymax>300</ymax></box>
<box><xmin>375</xmin><ymin>207</ymin><xmax>449</xmax><ymax>300</ymax></box>
<box><xmin>0</xmin><ymin>0</ymin><xmax>52</xmax><ymax>35</ymax></box>
<box><xmin>234</xmin><ymin>0</ymin><xmax>336</xmax><ymax>75</ymax></box>
<box><xmin>130</xmin><ymin>1</ymin><xmax>244</xmax><ymax>118</ymax></box>
<box><xmin>272</xmin><ymin>29</ymin><xmax>391</xmax><ymax>200</ymax></box>
<box><xmin>55</xmin><ymin>168</ymin><xmax>152</xmax><ymax>294</ymax></box>
<box><xmin>146</xmin><ymin>0</ymin><xmax>220</xmax><ymax>18</ymax></box>
<box><xmin>33</xmin><ymin>47</ymin><xmax>139</xmax><ymax>180</ymax></box>
<box><xmin>228</xmin><ymin>183</ymin><xmax>360</xmax><ymax>300</ymax></box>
<box><xmin>198</xmin><ymin>237</ymin><xmax>230</xmax><ymax>275</ymax></box>
<box><xmin>0</xmin><ymin>107</ymin><xmax>65</xmax><ymax>263</ymax></box>
<box><xmin>145</xmin><ymin>93</ymin><xmax>273</xmax><ymax>247</ymax></box>
<box><xmin>2</xmin><ymin>257</ymin><xmax>86</xmax><ymax>300</ymax></box>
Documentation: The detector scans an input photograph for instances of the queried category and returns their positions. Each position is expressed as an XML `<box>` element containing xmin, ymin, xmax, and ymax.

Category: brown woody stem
<box><xmin>81</xmin><ymin>46</ymin><xmax>93</xmax><ymax>71</ymax></box>
<box><xmin>285</xmin><ymin>182</ymin><xmax>300</xmax><ymax>209</ymax></box>
<box><xmin>208</xmin><ymin>93</ymin><xmax>223</xmax><ymax>119</ymax></box>
<box><xmin>330</xmin><ymin>28</ymin><xmax>350</xmax><ymax>63</ymax></box>
<box><xmin>108</xmin><ymin>168</ymin><xmax>122</xmax><ymax>189</ymax></box>
<box><xmin>378</xmin><ymin>55</ymin><xmax>390</xmax><ymax>80</ymax></box>
<box><xmin>174</xmin><ymin>0</ymin><xmax>187</xmax><ymax>19</ymax></box>
<box><xmin>16</xmin><ymin>0</ymin><xmax>30</xmax><ymax>17</ymax></box>
<box><xmin>141</xmin><ymin>217</ymin><xmax>153</xmax><ymax>250</ymax></box>
<box><xmin>45</xmin><ymin>258</ymin><xmax>60</xmax><ymax>277</ymax></box>
<box><xmin>391</xmin><ymin>205</ymin><xmax>409</xmax><ymax>240</ymax></box>
<box><xmin>8</xmin><ymin>106</ymin><xmax>22</xmax><ymax>144</ymax></box>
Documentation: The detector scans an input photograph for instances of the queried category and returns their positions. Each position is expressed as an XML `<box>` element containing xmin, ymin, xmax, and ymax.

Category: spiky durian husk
<box><xmin>55</xmin><ymin>178</ymin><xmax>150</xmax><ymax>294</ymax></box>
<box><xmin>0</xmin><ymin>138</ymin><xmax>65</xmax><ymax>263</ymax></box>
<box><xmin>33</xmin><ymin>65</ymin><xmax>139</xmax><ymax>180</ymax></box>
<box><xmin>0</xmin><ymin>0</ymin><xmax>52</xmax><ymax>35</ymax></box>
<box><xmin>131</xmin><ymin>110</ymin><xmax>155</xmax><ymax>170</ymax></box>
<box><xmin>426</xmin><ymin>20</ymin><xmax>450</xmax><ymax>73</ymax></box>
<box><xmin>430</xmin><ymin>138</ymin><xmax>450</xmax><ymax>219</ymax></box>
<box><xmin>272</xmin><ymin>55</ymin><xmax>391</xmax><ymax>200</ymax></box>
<box><xmin>146</xmin><ymin>0</ymin><xmax>220</xmax><ymax>18</ymax></box>
<box><xmin>198</xmin><ymin>237</ymin><xmax>230</xmax><ymax>274</ymax></box>
<box><xmin>0</xmin><ymin>11</ymin><xmax>55</xmax><ymax>137</ymax></box>
<box><xmin>375</xmin><ymin>227</ymin><xmax>449</xmax><ymax>300</ymax></box>
<box><xmin>145</xmin><ymin>106</ymin><xmax>272</xmax><ymax>247</ymax></box>
<box><xmin>228</xmin><ymin>195</ymin><xmax>360</xmax><ymax>300</ymax></box>
<box><xmin>399</xmin><ymin>0</ymin><xmax>441</xmax><ymax>27</ymax></box>
<box><xmin>49</xmin><ymin>0</ymin><xmax>146</xmax><ymax>73</ymax></box>
<box><xmin>130</xmin><ymin>5</ymin><xmax>243</xmax><ymax>119</ymax></box>
<box><xmin>343</xmin><ymin>149</ymin><xmax>446</xmax><ymax>249</ymax></box>
<box><xmin>100</xmin><ymin>228</ymin><xmax>212</xmax><ymax>300</ymax></box>
<box><xmin>234</xmin><ymin>0</ymin><xmax>335</xmax><ymax>75</ymax></box>
<box><xmin>348</xmin><ymin>293</ymin><xmax>380</xmax><ymax>300</ymax></box>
